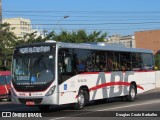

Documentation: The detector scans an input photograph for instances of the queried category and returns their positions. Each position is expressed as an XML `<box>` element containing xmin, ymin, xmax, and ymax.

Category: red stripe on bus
<box><xmin>79</xmin><ymin>70</ymin><xmax>155</xmax><ymax>75</ymax></box>
<box><xmin>75</xmin><ymin>82</ymin><xmax>144</xmax><ymax>99</ymax></box>
<box><xmin>137</xmin><ymin>85</ymin><xmax>144</xmax><ymax>90</ymax></box>
<box><xmin>89</xmin><ymin>82</ymin><xmax>144</xmax><ymax>92</ymax></box>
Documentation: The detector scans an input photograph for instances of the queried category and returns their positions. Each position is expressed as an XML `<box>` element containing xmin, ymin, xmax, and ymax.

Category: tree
<box><xmin>154</xmin><ymin>54</ymin><xmax>160</xmax><ymax>69</ymax></box>
<box><xmin>0</xmin><ymin>26</ymin><xmax>107</xmax><ymax>70</ymax></box>
<box><xmin>16</xmin><ymin>31</ymin><xmax>45</xmax><ymax>46</ymax></box>
<box><xmin>0</xmin><ymin>23</ymin><xmax>17</xmax><ymax>70</ymax></box>
<box><xmin>46</xmin><ymin>29</ymin><xmax>107</xmax><ymax>43</ymax></box>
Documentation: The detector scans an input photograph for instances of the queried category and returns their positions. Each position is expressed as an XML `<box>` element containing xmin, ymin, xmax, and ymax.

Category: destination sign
<box><xmin>19</xmin><ymin>46</ymin><xmax>50</xmax><ymax>54</ymax></box>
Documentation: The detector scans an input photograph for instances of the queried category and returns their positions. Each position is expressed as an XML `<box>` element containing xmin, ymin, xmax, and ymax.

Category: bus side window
<box><xmin>120</xmin><ymin>52</ymin><xmax>132</xmax><ymax>71</ymax></box>
<box><xmin>142</xmin><ymin>53</ymin><xmax>154</xmax><ymax>70</ymax></box>
<box><xmin>76</xmin><ymin>59</ymin><xmax>85</xmax><ymax>72</ymax></box>
<box><xmin>132</xmin><ymin>53</ymin><xmax>142</xmax><ymax>70</ymax></box>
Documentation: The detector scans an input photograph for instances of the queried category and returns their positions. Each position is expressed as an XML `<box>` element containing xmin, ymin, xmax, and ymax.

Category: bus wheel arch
<box><xmin>74</xmin><ymin>86</ymin><xmax>89</xmax><ymax>109</ymax></box>
<box><xmin>126</xmin><ymin>82</ymin><xmax>137</xmax><ymax>101</ymax></box>
<box><xmin>130</xmin><ymin>81</ymin><xmax>137</xmax><ymax>94</ymax></box>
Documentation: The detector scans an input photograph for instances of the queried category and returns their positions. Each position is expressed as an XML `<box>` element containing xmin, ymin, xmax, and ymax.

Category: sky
<box><xmin>2</xmin><ymin>0</ymin><xmax>160</xmax><ymax>36</ymax></box>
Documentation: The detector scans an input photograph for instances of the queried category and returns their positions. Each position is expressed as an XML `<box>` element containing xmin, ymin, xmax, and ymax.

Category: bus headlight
<box><xmin>45</xmin><ymin>86</ymin><xmax>56</xmax><ymax>96</ymax></box>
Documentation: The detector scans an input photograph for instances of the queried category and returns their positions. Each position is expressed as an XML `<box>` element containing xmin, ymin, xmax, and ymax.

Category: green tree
<box><xmin>18</xmin><ymin>29</ymin><xmax>107</xmax><ymax>44</ymax></box>
<box><xmin>46</xmin><ymin>29</ymin><xmax>107</xmax><ymax>43</ymax></box>
<box><xmin>154</xmin><ymin>54</ymin><xmax>160</xmax><ymax>69</ymax></box>
<box><xmin>0</xmin><ymin>23</ymin><xmax>17</xmax><ymax>70</ymax></box>
<box><xmin>0</xmin><ymin>27</ymin><xmax>107</xmax><ymax>70</ymax></box>
<box><xmin>16</xmin><ymin>31</ymin><xmax>45</xmax><ymax>45</ymax></box>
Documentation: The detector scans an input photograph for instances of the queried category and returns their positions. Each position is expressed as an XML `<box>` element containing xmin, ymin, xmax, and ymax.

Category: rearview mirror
<box><xmin>64</xmin><ymin>57</ymin><xmax>69</xmax><ymax>65</ymax></box>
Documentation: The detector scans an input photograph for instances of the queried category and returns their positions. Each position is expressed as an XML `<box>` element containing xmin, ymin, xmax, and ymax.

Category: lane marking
<box><xmin>97</xmin><ymin>99</ymin><xmax>160</xmax><ymax>111</ymax></box>
<box><xmin>49</xmin><ymin>99</ymin><xmax>160</xmax><ymax>120</ymax></box>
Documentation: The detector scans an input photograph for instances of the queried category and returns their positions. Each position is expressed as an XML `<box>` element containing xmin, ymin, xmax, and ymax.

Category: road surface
<box><xmin>0</xmin><ymin>88</ymin><xmax>160</xmax><ymax>120</ymax></box>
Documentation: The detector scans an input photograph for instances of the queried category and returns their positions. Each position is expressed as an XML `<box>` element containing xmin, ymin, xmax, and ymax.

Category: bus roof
<box><xmin>15</xmin><ymin>41</ymin><xmax>153</xmax><ymax>54</ymax></box>
<box><xmin>0</xmin><ymin>71</ymin><xmax>11</xmax><ymax>76</ymax></box>
<box><xmin>57</xmin><ymin>42</ymin><xmax>153</xmax><ymax>54</ymax></box>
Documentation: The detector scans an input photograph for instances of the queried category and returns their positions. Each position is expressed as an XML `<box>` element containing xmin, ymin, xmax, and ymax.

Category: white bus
<box><xmin>11</xmin><ymin>40</ymin><xmax>155</xmax><ymax>110</ymax></box>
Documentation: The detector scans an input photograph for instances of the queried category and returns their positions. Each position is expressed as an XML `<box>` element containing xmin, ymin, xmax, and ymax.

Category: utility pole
<box><xmin>43</xmin><ymin>29</ymin><xmax>48</xmax><ymax>37</ymax></box>
<box><xmin>53</xmin><ymin>16</ymin><xmax>69</xmax><ymax>32</ymax></box>
<box><xmin>0</xmin><ymin>0</ymin><xmax>2</xmax><ymax>24</ymax></box>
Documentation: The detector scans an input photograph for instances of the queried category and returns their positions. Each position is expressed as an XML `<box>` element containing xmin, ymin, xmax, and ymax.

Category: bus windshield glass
<box><xmin>12</xmin><ymin>46</ymin><xmax>55</xmax><ymax>87</ymax></box>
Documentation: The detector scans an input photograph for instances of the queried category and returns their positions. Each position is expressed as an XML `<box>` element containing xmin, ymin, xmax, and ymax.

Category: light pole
<box><xmin>53</xmin><ymin>15</ymin><xmax>69</xmax><ymax>32</ymax></box>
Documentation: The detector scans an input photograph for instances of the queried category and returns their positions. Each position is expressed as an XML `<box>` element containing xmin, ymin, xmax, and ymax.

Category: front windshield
<box><xmin>12</xmin><ymin>54</ymin><xmax>55</xmax><ymax>86</ymax></box>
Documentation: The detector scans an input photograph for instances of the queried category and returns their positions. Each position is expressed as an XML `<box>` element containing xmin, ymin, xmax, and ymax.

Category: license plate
<box><xmin>26</xmin><ymin>101</ymin><xmax>35</xmax><ymax>105</ymax></box>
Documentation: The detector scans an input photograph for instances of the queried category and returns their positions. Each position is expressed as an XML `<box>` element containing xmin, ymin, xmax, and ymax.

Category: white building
<box><xmin>3</xmin><ymin>18</ymin><xmax>32</xmax><ymax>38</ymax></box>
<box><xmin>3</xmin><ymin>18</ymin><xmax>45</xmax><ymax>39</ymax></box>
<box><xmin>106</xmin><ymin>35</ymin><xmax>135</xmax><ymax>48</ymax></box>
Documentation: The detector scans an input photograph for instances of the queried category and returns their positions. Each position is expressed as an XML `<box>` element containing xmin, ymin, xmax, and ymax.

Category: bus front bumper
<box><xmin>11</xmin><ymin>93</ymin><xmax>59</xmax><ymax>105</ymax></box>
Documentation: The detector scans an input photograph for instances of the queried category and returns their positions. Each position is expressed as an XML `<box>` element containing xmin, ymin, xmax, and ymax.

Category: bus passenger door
<box><xmin>58</xmin><ymin>54</ymin><xmax>74</xmax><ymax>84</ymax></box>
<box><xmin>58</xmin><ymin>51</ymin><xmax>77</xmax><ymax>104</ymax></box>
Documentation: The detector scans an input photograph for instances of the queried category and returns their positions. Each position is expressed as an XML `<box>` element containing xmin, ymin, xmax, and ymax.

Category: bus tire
<box><xmin>126</xmin><ymin>84</ymin><xmax>136</xmax><ymax>102</ymax></box>
<box><xmin>38</xmin><ymin>105</ymin><xmax>50</xmax><ymax>111</ymax></box>
<box><xmin>74</xmin><ymin>89</ymin><xmax>88</xmax><ymax>110</ymax></box>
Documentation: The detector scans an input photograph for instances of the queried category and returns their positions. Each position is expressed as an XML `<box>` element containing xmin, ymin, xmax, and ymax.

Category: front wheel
<box><xmin>126</xmin><ymin>84</ymin><xmax>136</xmax><ymax>101</ymax></box>
<box><xmin>74</xmin><ymin>89</ymin><xmax>88</xmax><ymax>110</ymax></box>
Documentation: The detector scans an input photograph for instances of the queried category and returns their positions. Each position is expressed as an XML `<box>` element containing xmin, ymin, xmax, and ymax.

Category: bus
<box><xmin>11</xmin><ymin>40</ymin><xmax>155</xmax><ymax>110</ymax></box>
<box><xmin>0</xmin><ymin>71</ymin><xmax>11</xmax><ymax>101</ymax></box>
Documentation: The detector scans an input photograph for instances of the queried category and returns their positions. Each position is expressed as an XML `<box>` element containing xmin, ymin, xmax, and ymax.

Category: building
<box><xmin>3</xmin><ymin>18</ymin><xmax>32</xmax><ymax>37</ymax></box>
<box><xmin>0</xmin><ymin>0</ymin><xmax>2</xmax><ymax>23</ymax></box>
<box><xmin>119</xmin><ymin>35</ymin><xmax>135</xmax><ymax>48</ymax></box>
<box><xmin>135</xmin><ymin>30</ymin><xmax>160</xmax><ymax>54</ymax></box>
<box><xmin>106</xmin><ymin>35</ymin><xmax>135</xmax><ymax>48</ymax></box>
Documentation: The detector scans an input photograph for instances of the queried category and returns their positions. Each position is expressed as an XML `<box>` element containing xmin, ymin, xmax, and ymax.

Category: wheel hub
<box><xmin>131</xmin><ymin>88</ymin><xmax>135</xmax><ymax>98</ymax></box>
<box><xmin>78</xmin><ymin>92</ymin><xmax>85</xmax><ymax>107</ymax></box>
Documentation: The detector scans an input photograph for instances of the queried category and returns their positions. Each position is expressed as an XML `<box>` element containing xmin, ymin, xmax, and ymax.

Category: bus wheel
<box><xmin>126</xmin><ymin>84</ymin><xmax>136</xmax><ymax>102</ymax></box>
<box><xmin>74</xmin><ymin>89</ymin><xmax>87</xmax><ymax>110</ymax></box>
<box><xmin>38</xmin><ymin>105</ymin><xmax>50</xmax><ymax>111</ymax></box>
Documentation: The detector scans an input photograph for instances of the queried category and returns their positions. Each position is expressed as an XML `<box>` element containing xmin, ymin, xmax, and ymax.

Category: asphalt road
<box><xmin>0</xmin><ymin>88</ymin><xmax>160</xmax><ymax>120</ymax></box>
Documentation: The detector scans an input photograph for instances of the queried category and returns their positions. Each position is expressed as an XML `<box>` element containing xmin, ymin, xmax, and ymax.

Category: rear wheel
<box><xmin>126</xmin><ymin>84</ymin><xmax>136</xmax><ymax>101</ymax></box>
<box><xmin>74</xmin><ymin>89</ymin><xmax>88</xmax><ymax>110</ymax></box>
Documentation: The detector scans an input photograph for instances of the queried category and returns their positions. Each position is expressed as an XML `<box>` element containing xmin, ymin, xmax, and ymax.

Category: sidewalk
<box><xmin>143</xmin><ymin>88</ymin><xmax>160</xmax><ymax>94</ymax></box>
<box><xmin>137</xmin><ymin>87</ymin><xmax>160</xmax><ymax>99</ymax></box>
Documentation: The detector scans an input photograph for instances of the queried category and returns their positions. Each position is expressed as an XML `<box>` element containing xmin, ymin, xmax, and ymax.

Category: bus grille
<box><xmin>18</xmin><ymin>98</ymin><xmax>43</xmax><ymax>104</ymax></box>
